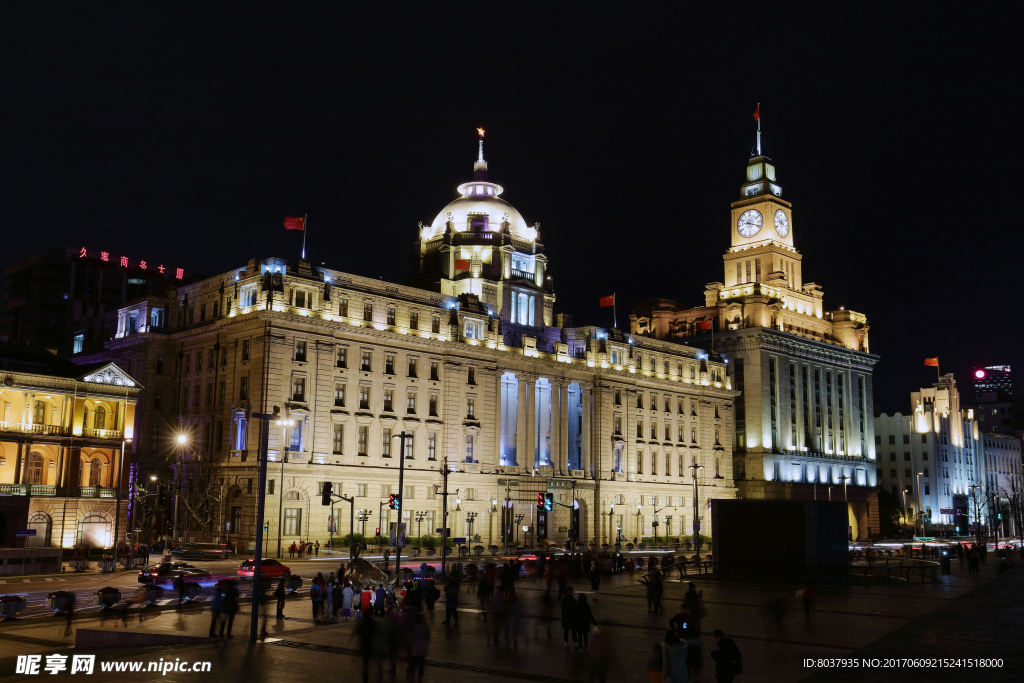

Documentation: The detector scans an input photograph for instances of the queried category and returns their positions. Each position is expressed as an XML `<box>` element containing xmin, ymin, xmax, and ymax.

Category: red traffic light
<box><xmin>536</xmin><ymin>493</ymin><xmax>544</xmax><ymax>507</ymax></box>
<box><xmin>375</xmin><ymin>527</ymin><xmax>381</xmax><ymax>536</ymax></box>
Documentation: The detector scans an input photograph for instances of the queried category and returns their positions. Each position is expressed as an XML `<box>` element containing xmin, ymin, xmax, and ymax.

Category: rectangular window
<box><xmin>467</xmin><ymin>398</ymin><xmax>476</xmax><ymax>419</ymax></box>
<box><xmin>153</xmin><ymin>388</ymin><xmax>162</xmax><ymax>409</ymax></box>
<box><xmin>358</xmin><ymin>426</ymin><xmax>368</xmax><ymax>456</ymax></box>
<box><xmin>268</xmin><ymin>479</ymin><xmax>275</xmax><ymax>495</ymax></box>
<box><xmin>205</xmin><ymin>383</ymin><xmax>214</xmax><ymax>406</ymax></box>
<box><xmin>429</xmin><ymin>394</ymin><xmax>438</xmax><ymax>417</ymax></box>
<box><xmin>242</xmin><ymin>340</ymin><xmax>250</xmax><ymax>361</ymax></box>
<box><xmin>407</xmin><ymin>392</ymin><xmax>416</xmax><ymax>414</ymax></box>
<box><xmin>295</xmin><ymin>340</ymin><xmax>307</xmax><ymax>362</ymax></box>
<box><xmin>361</xmin><ymin>350</ymin><xmax>372</xmax><ymax>372</ymax></box>
<box><xmin>332</xmin><ymin>424</ymin><xmax>343</xmax><ymax>454</ymax></box>
<box><xmin>357</xmin><ymin>483</ymin><xmax>367</xmax><ymax>497</ymax></box>
<box><xmin>339</xmin><ymin>298</ymin><xmax>349</xmax><ymax>317</ymax></box>
<box><xmin>410</xmin><ymin>311</ymin><xmax>419</xmax><ymax>329</ymax></box>
<box><xmin>387</xmin><ymin>306</ymin><xmax>396</xmax><ymax>326</ymax></box>
<box><xmin>465</xmin><ymin>434</ymin><xmax>475</xmax><ymax>462</ymax></box>
<box><xmin>637</xmin><ymin>420</ymin><xmax>644</xmax><ymax>438</ymax></box>
<box><xmin>337</xmin><ymin>347</ymin><xmax>347</xmax><ymax>368</ymax></box>
<box><xmin>903</xmin><ymin>434</ymin><xmax>910</xmax><ymax>444</ymax></box>
<box><xmin>284</xmin><ymin>509</ymin><xmax>302</xmax><ymax>536</ymax></box>
<box><xmin>334</xmin><ymin>384</ymin><xmax>345</xmax><ymax>407</ymax></box>
<box><xmin>638</xmin><ymin>450</ymin><xmax>644</xmax><ymax>474</ymax></box>
<box><xmin>359</xmin><ymin>386</ymin><xmax>370</xmax><ymax>410</ymax></box>
<box><xmin>196</xmin><ymin>350</ymin><xmax>202</xmax><ymax>371</ymax></box>
<box><xmin>385</xmin><ymin>354</ymin><xmax>395</xmax><ymax>375</ymax></box>
<box><xmin>292</xmin><ymin>376</ymin><xmax>306</xmax><ymax>402</ymax></box>
<box><xmin>428</xmin><ymin>433</ymin><xmax>437</xmax><ymax>460</ymax></box>
<box><xmin>464</xmin><ymin>319</ymin><xmax>484</xmax><ymax>339</ymax></box>
<box><xmin>614</xmin><ymin>416</ymin><xmax>622</xmax><ymax>435</ymax></box>
<box><xmin>430</xmin><ymin>361</ymin><xmax>439</xmax><ymax>381</ymax></box>
<box><xmin>404</xmin><ymin>435</ymin><xmax>414</xmax><ymax>459</ymax></box>
<box><xmin>432</xmin><ymin>315</ymin><xmax>440</xmax><ymax>333</ymax></box>
<box><xmin>468</xmin><ymin>367</ymin><xmax>476</xmax><ymax>385</ymax></box>
<box><xmin>156</xmin><ymin>355</ymin><xmax>164</xmax><ymax>374</ymax></box>
<box><xmin>408</xmin><ymin>358</ymin><xmax>417</xmax><ymax>377</ymax></box>
<box><xmin>691</xmin><ymin>429</ymin><xmax>697</xmax><ymax>444</ymax></box>
<box><xmin>382</xmin><ymin>428</ymin><xmax>392</xmax><ymax>457</ymax></box>
<box><xmin>383</xmin><ymin>389</ymin><xmax>394</xmax><ymax>412</ymax></box>
<box><xmin>363</xmin><ymin>301</ymin><xmax>373</xmax><ymax>321</ymax></box>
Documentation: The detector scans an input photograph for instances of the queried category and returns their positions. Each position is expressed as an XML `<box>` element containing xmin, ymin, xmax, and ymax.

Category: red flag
<box><xmin>599</xmin><ymin>294</ymin><xmax>615</xmax><ymax>307</ymax></box>
<box><xmin>284</xmin><ymin>216</ymin><xmax>305</xmax><ymax>231</ymax></box>
<box><xmin>752</xmin><ymin>104</ymin><xmax>760</xmax><ymax>122</ymax></box>
<box><xmin>924</xmin><ymin>357</ymin><xmax>939</xmax><ymax>367</ymax></box>
<box><xmin>696</xmin><ymin>319</ymin><xmax>713</xmax><ymax>331</ymax></box>
<box><xmin>454</xmin><ymin>259</ymin><xmax>471</xmax><ymax>270</ymax></box>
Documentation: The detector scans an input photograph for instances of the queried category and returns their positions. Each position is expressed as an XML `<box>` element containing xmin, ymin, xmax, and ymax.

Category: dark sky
<box><xmin>1</xmin><ymin>5</ymin><xmax>1019</xmax><ymax>413</ymax></box>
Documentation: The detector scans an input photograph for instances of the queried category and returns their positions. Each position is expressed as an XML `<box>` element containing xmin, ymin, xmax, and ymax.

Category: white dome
<box><xmin>424</xmin><ymin>181</ymin><xmax>537</xmax><ymax>242</ymax></box>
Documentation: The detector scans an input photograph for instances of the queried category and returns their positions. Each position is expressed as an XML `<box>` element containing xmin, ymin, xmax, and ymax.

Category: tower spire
<box><xmin>753</xmin><ymin>103</ymin><xmax>761</xmax><ymax>156</ymax></box>
<box><xmin>473</xmin><ymin>127</ymin><xmax>488</xmax><ymax>179</ymax></box>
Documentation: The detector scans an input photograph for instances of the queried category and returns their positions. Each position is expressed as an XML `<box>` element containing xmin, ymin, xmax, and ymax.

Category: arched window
<box><xmin>27</xmin><ymin>512</ymin><xmax>51</xmax><ymax>548</ymax></box>
<box><xmin>27</xmin><ymin>452</ymin><xmax>44</xmax><ymax>485</ymax></box>
<box><xmin>89</xmin><ymin>457</ymin><xmax>102</xmax><ymax>486</ymax></box>
<box><xmin>94</xmin><ymin>406</ymin><xmax>106</xmax><ymax>430</ymax></box>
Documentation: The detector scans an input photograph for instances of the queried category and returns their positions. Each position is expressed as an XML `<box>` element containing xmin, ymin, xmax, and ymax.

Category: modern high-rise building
<box><xmin>71</xmin><ymin>136</ymin><xmax>738</xmax><ymax>551</ymax></box>
<box><xmin>630</xmin><ymin>138</ymin><xmax>880</xmax><ymax>538</ymax></box>
<box><xmin>973</xmin><ymin>365</ymin><xmax>1011</xmax><ymax>399</ymax></box>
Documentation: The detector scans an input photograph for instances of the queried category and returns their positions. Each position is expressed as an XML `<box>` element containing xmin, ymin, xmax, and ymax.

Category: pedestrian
<box><xmin>374</xmin><ymin>583</ymin><xmax>387</xmax><ymax>616</ymax></box>
<box><xmin>343</xmin><ymin>581</ymin><xmax>355</xmax><ymax>620</ymax></box>
<box><xmin>332</xmin><ymin>582</ymin><xmax>345</xmax><ymax>620</ymax></box>
<box><xmin>424</xmin><ymin>580</ymin><xmax>439</xmax><ymax>615</ymax></box>
<box><xmin>574</xmin><ymin>593</ymin><xmax>597</xmax><ymax>651</ymax></box>
<box><xmin>442</xmin><ymin>578</ymin><xmax>460</xmax><ymax>627</ymax></box>
<box><xmin>274</xmin><ymin>579</ymin><xmax>286</xmax><ymax>618</ymax></box>
<box><xmin>307</xmin><ymin>540</ymin><xmax>314</xmax><ymax>557</ymax></box>
<box><xmin>298</xmin><ymin>540</ymin><xmax>306</xmax><ymax>557</ymax></box>
<box><xmin>324</xmin><ymin>580</ymin><xmax>336</xmax><ymax>619</ymax></box>
<box><xmin>315</xmin><ymin>540</ymin><xmax>320</xmax><ymax>557</ymax></box>
<box><xmin>209</xmin><ymin>580</ymin><xmax>223</xmax><ymax>637</ymax></box>
<box><xmin>406</xmin><ymin>612</ymin><xmax>431</xmax><ymax>683</ymax></box>
<box><xmin>173</xmin><ymin>572</ymin><xmax>186</xmax><ymax>607</ymax></box>
<box><xmin>710</xmin><ymin>629</ymin><xmax>742</xmax><ymax>683</ymax></box>
<box><xmin>310</xmin><ymin>580</ymin><xmax>323</xmax><ymax>621</ymax></box>
<box><xmin>560</xmin><ymin>586</ymin><xmax>577</xmax><ymax>649</ymax></box>
<box><xmin>661</xmin><ymin>631</ymin><xmax>689</xmax><ymax>683</ymax></box>
<box><xmin>645</xmin><ymin>642</ymin><xmax>664</xmax><ymax>682</ymax></box>
<box><xmin>361</xmin><ymin>582</ymin><xmax>373</xmax><ymax>616</ymax></box>
<box><xmin>683</xmin><ymin>582</ymin><xmax>706</xmax><ymax>629</ymax></box>
<box><xmin>219</xmin><ymin>581</ymin><xmax>239</xmax><ymax>638</ymax></box>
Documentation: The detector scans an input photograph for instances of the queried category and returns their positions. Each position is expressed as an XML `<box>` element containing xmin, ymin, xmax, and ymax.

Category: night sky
<box><xmin>2</xmin><ymin>6</ymin><xmax>1020</xmax><ymax>414</ymax></box>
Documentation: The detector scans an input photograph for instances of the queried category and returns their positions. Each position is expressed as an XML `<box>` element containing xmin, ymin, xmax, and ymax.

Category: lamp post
<box><xmin>901</xmin><ymin>487</ymin><xmax>909</xmax><ymax>539</ymax></box>
<box><xmin>635</xmin><ymin>504</ymin><xmax>642</xmax><ymax>543</ymax></box>
<box><xmin>653</xmin><ymin>505</ymin><xmax>666</xmax><ymax>544</ymax></box>
<box><xmin>967</xmin><ymin>483</ymin><xmax>983</xmax><ymax>549</ymax></box>
<box><xmin>608</xmin><ymin>503</ymin><xmax>615</xmax><ymax>545</ymax></box>
<box><xmin>489</xmin><ymin>498</ymin><xmax>497</xmax><ymax>548</ymax></box>
<box><xmin>358</xmin><ymin>510</ymin><xmax>371</xmax><ymax>539</ymax></box>
<box><xmin>689</xmin><ymin>461</ymin><xmax>705</xmax><ymax>552</ymax></box>
<box><xmin>665</xmin><ymin>515</ymin><xmax>673</xmax><ymax>542</ymax></box>
<box><xmin>275</xmin><ymin>418</ymin><xmax>294</xmax><ymax>558</ymax></box>
<box><xmin>416</xmin><ymin>511</ymin><xmax>427</xmax><ymax>543</ymax></box>
<box><xmin>514</xmin><ymin>513</ymin><xmax>524</xmax><ymax>546</ymax></box>
<box><xmin>112</xmin><ymin>436</ymin><xmax>132</xmax><ymax>567</ymax></box>
<box><xmin>172</xmin><ymin>433</ymin><xmax>187</xmax><ymax>547</ymax></box>
<box><xmin>466</xmin><ymin>511</ymin><xmax>477</xmax><ymax>544</ymax></box>
<box><xmin>916</xmin><ymin>471</ymin><xmax>924</xmax><ymax>537</ymax></box>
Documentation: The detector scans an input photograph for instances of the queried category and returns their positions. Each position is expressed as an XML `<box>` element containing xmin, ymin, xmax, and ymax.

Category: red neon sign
<box><xmin>77</xmin><ymin>247</ymin><xmax>186</xmax><ymax>280</ymax></box>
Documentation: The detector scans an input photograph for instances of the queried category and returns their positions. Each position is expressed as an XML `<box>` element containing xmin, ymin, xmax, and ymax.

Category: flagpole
<box><xmin>756</xmin><ymin>102</ymin><xmax>761</xmax><ymax>156</ymax></box>
<box><xmin>613</xmin><ymin>293</ymin><xmax>617</xmax><ymax>330</ymax></box>
<box><xmin>301</xmin><ymin>214</ymin><xmax>308</xmax><ymax>260</ymax></box>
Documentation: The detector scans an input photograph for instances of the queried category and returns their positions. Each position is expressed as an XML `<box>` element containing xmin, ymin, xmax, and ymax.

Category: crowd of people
<box><xmin>287</xmin><ymin>539</ymin><xmax>322</xmax><ymax>558</ymax></box>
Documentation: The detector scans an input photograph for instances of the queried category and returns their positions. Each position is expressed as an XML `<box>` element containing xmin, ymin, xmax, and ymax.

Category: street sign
<box><xmin>453</xmin><ymin>537</ymin><xmax>466</xmax><ymax>545</ymax></box>
<box><xmin>940</xmin><ymin>508</ymin><xmax>953</xmax><ymax>514</ymax></box>
<box><xmin>435</xmin><ymin>528</ymin><xmax>451</xmax><ymax>535</ymax></box>
<box><xmin>15</xmin><ymin>529</ymin><xmax>36</xmax><ymax>537</ymax></box>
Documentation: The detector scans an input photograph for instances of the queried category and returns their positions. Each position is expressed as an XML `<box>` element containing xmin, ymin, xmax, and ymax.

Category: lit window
<box><xmin>73</xmin><ymin>334</ymin><xmax>84</xmax><ymax>353</ymax></box>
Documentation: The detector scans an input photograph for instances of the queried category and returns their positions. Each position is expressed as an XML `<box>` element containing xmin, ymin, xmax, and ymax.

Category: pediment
<box><xmin>79</xmin><ymin>363</ymin><xmax>141</xmax><ymax>388</ymax></box>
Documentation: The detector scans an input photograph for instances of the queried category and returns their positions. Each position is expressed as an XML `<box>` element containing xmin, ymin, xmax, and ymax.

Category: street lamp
<box><xmin>916</xmin><ymin>471</ymin><xmax>924</xmax><ymax>537</ymax></box>
<box><xmin>113</xmin><ymin>436</ymin><xmax>133</xmax><ymax>567</ymax></box>
<box><xmin>689</xmin><ymin>461</ymin><xmax>705</xmax><ymax>551</ymax></box>
<box><xmin>415</xmin><ymin>511</ymin><xmax>428</xmax><ymax>542</ymax></box>
<box><xmin>172</xmin><ymin>433</ymin><xmax>188</xmax><ymax>547</ymax></box>
<box><xmin>608</xmin><ymin>503</ymin><xmax>615</xmax><ymax>544</ymax></box>
<box><xmin>274</xmin><ymin>418</ymin><xmax>294</xmax><ymax>557</ymax></box>
<box><xmin>635</xmin><ymin>503</ymin><xmax>642</xmax><ymax>543</ymax></box>
<box><xmin>466</xmin><ymin>511</ymin><xmax>478</xmax><ymax>543</ymax></box>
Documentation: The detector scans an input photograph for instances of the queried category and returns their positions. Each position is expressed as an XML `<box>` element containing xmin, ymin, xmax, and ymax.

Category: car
<box><xmin>237</xmin><ymin>558</ymin><xmax>291</xmax><ymax>579</ymax></box>
<box><xmin>138</xmin><ymin>561</ymin><xmax>213</xmax><ymax>584</ymax></box>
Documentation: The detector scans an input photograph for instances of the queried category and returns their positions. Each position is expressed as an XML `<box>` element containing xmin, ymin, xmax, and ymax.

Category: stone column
<box><xmin>516</xmin><ymin>375</ymin><xmax>528</xmax><ymax>468</ymax></box>
<box><xmin>13</xmin><ymin>442</ymin><xmax>25</xmax><ymax>485</ymax></box>
<box><xmin>111</xmin><ymin>447</ymin><xmax>122</xmax><ymax>491</ymax></box>
<box><xmin>55</xmin><ymin>445</ymin><xmax>65</xmax><ymax>488</ymax></box>
<box><xmin>550</xmin><ymin>380</ymin><xmax>562</xmax><ymax>473</ymax></box>
<box><xmin>525</xmin><ymin>375</ymin><xmax>536</xmax><ymax>471</ymax></box>
<box><xmin>582</xmin><ymin>383</ymin><xmax>593</xmax><ymax>478</ymax></box>
<box><xmin>558</xmin><ymin>381</ymin><xmax>570</xmax><ymax>475</ymax></box>
<box><xmin>492</xmin><ymin>370</ymin><xmax>502</xmax><ymax>468</ymax></box>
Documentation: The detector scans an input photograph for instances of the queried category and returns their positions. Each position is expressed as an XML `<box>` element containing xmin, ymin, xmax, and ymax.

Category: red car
<box><xmin>237</xmin><ymin>558</ymin><xmax>290</xmax><ymax>579</ymax></box>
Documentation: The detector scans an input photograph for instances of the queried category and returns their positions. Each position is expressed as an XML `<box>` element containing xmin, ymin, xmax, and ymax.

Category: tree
<box><xmin>877</xmin><ymin>488</ymin><xmax>902</xmax><ymax>538</ymax></box>
<box><xmin>178</xmin><ymin>466</ymin><xmax>224</xmax><ymax>542</ymax></box>
<box><xmin>1003</xmin><ymin>473</ymin><xmax>1024</xmax><ymax>559</ymax></box>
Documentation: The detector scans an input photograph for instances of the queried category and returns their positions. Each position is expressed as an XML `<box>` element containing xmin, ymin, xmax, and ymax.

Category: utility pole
<box><xmin>689</xmin><ymin>461</ymin><xmax>704</xmax><ymax>552</ymax></box>
<box><xmin>249</xmin><ymin>405</ymin><xmax>276</xmax><ymax>642</ymax></box>
<box><xmin>392</xmin><ymin>431</ymin><xmax>410</xmax><ymax>582</ymax></box>
<box><xmin>439</xmin><ymin>461</ymin><xmax>451</xmax><ymax>579</ymax></box>
<box><xmin>275</xmin><ymin>419</ymin><xmax>294</xmax><ymax>558</ymax></box>
<box><xmin>502</xmin><ymin>478</ymin><xmax>512</xmax><ymax>554</ymax></box>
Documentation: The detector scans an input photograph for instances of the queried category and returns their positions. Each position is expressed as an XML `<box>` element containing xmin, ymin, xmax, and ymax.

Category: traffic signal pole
<box><xmin>392</xmin><ymin>432</ymin><xmax>410</xmax><ymax>583</ymax></box>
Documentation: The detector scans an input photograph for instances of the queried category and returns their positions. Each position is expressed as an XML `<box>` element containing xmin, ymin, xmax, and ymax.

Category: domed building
<box><xmin>415</xmin><ymin>132</ymin><xmax>554</xmax><ymax>333</ymax></box>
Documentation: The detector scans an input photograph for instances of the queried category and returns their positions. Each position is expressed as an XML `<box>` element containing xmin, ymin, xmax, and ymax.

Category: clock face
<box><xmin>736</xmin><ymin>209</ymin><xmax>762</xmax><ymax>238</ymax></box>
<box><xmin>774</xmin><ymin>210</ymin><xmax>790</xmax><ymax>237</ymax></box>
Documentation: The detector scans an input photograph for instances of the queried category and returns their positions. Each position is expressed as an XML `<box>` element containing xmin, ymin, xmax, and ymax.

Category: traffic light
<box><xmin>321</xmin><ymin>482</ymin><xmax>333</xmax><ymax>506</ymax></box>
<box><xmin>537</xmin><ymin>493</ymin><xmax>545</xmax><ymax>510</ymax></box>
<box><xmin>375</xmin><ymin>527</ymin><xmax>381</xmax><ymax>536</ymax></box>
<box><xmin>388</xmin><ymin>494</ymin><xmax>396</xmax><ymax>509</ymax></box>
<box><xmin>394</xmin><ymin>494</ymin><xmax>401</xmax><ymax>511</ymax></box>
<box><xmin>545</xmin><ymin>493</ymin><xmax>554</xmax><ymax>512</ymax></box>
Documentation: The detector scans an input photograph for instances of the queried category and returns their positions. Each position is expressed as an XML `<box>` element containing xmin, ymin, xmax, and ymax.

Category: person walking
<box><xmin>683</xmin><ymin>582</ymin><xmax>705</xmax><ymax>630</ymax></box>
<box><xmin>573</xmin><ymin>593</ymin><xmax>597</xmax><ymax>651</ymax></box>
<box><xmin>442</xmin><ymin>578</ymin><xmax>461</xmax><ymax>627</ymax></box>
<box><xmin>219</xmin><ymin>581</ymin><xmax>239</xmax><ymax>638</ymax></box>
<box><xmin>406</xmin><ymin>612</ymin><xmax>431</xmax><ymax>683</ymax></box>
<box><xmin>560</xmin><ymin>586</ymin><xmax>577</xmax><ymax>649</ymax></box>
<box><xmin>208</xmin><ymin>580</ymin><xmax>223</xmax><ymax>637</ymax></box>
<box><xmin>314</xmin><ymin>540</ymin><xmax>321</xmax><ymax>557</ymax></box>
<box><xmin>274</xmin><ymin>579</ymin><xmax>286</xmax><ymax>618</ymax></box>
<box><xmin>645</xmin><ymin>642</ymin><xmax>665</xmax><ymax>682</ymax></box>
<box><xmin>710</xmin><ymin>629</ymin><xmax>742</xmax><ymax>683</ymax></box>
<box><xmin>661</xmin><ymin>631</ymin><xmax>689</xmax><ymax>683</ymax></box>
<box><xmin>174</xmin><ymin>572</ymin><xmax>187</xmax><ymax>608</ymax></box>
<box><xmin>324</xmin><ymin>580</ymin><xmax>336</xmax><ymax>619</ymax></box>
<box><xmin>309</xmin><ymin>580</ymin><xmax>323</xmax><ymax>622</ymax></box>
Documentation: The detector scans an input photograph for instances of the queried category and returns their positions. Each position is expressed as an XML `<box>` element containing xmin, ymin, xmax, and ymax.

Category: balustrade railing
<box><xmin>0</xmin><ymin>422</ymin><xmax>70</xmax><ymax>436</ymax></box>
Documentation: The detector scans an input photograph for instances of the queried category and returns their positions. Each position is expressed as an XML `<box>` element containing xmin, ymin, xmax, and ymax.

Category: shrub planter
<box><xmin>488</xmin><ymin>545</ymin><xmax>499</xmax><ymax>555</ymax></box>
<box><xmin>98</xmin><ymin>559</ymin><xmax>116</xmax><ymax>572</ymax></box>
<box><xmin>46</xmin><ymin>591</ymin><xmax>76</xmax><ymax>614</ymax></box>
<box><xmin>285</xmin><ymin>575</ymin><xmax>304</xmax><ymax>593</ymax></box>
<box><xmin>142</xmin><ymin>585</ymin><xmax>163</xmax><ymax>605</ymax></box>
<box><xmin>425</xmin><ymin>548</ymin><xmax>436</xmax><ymax>557</ymax></box>
<box><xmin>410</xmin><ymin>547</ymin><xmax>421</xmax><ymax>557</ymax></box>
<box><xmin>94</xmin><ymin>587</ymin><xmax>122</xmax><ymax>610</ymax></box>
<box><xmin>473</xmin><ymin>545</ymin><xmax>484</xmax><ymax>556</ymax></box>
<box><xmin>1</xmin><ymin>595</ymin><xmax>27</xmax><ymax>620</ymax></box>
<box><xmin>68</xmin><ymin>559</ymin><xmax>89</xmax><ymax>572</ymax></box>
<box><xmin>180</xmin><ymin>582</ymin><xmax>202</xmax><ymax>601</ymax></box>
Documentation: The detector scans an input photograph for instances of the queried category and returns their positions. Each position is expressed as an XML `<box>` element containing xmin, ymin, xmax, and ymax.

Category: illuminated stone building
<box><xmin>630</xmin><ymin>142</ymin><xmax>880</xmax><ymax>539</ymax></box>
<box><xmin>0</xmin><ymin>344</ymin><xmax>138</xmax><ymax>548</ymax></box>
<box><xmin>75</xmin><ymin>137</ymin><xmax>737</xmax><ymax>551</ymax></box>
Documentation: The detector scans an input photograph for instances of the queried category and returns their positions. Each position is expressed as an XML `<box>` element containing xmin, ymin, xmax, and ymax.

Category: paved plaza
<box><xmin>0</xmin><ymin>553</ymin><xmax>1019</xmax><ymax>682</ymax></box>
